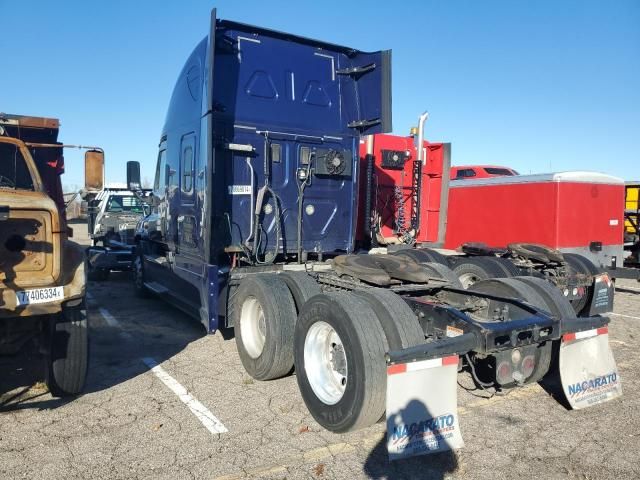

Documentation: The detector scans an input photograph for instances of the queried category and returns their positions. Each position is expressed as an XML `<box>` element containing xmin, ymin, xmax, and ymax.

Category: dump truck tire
<box><xmin>352</xmin><ymin>288</ymin><xmax>424</xmax><ymax>350</ymax></box>
<box><xmin>46</xmin><ymin>298</ymin><xmax>89</xmax><ymax>397</ymax></box>
<box><xmin>392</xmin><ymin>247</ymin><xmax>449</xmax><ymax>266</ymax></box>
<box><xmin>562</xmin><ymin>253</ymin><xmax>600</xmax><ymax>315</ymax></box>
<box><xmin>280</xmin><ymin>271</ymin><xmax>322</xmax><ymax>313</ymax></box>
<box><xmin>233</xmin><ymin>274</ymin><xmax>297</xmax><ymax>380</ymax></box>
<box><xmin>451</xmin><ymin>257</ymin><xmax>513</xmax><ymax>288</ymax></box>
<box><xmin>295</xmin><ymin>292</ymin><xmax>387</xmax><ymax>433</ymax></box>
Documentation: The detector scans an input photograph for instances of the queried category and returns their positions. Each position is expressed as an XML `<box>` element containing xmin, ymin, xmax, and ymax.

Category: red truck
<box><xmin>358</xmin><ymin>113</ymin><xmax>625</xmax><ymax>315</ymax></box>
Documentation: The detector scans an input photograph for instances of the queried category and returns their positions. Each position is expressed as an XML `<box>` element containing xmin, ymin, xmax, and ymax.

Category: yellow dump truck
<box><xmin>0</xmin><ymin>114</ymin><xmax>103</xmax><ymax>396</ymax></box>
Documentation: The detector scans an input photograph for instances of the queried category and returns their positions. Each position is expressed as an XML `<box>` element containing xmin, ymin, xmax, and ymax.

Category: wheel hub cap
<box><xmin>240</xmin><ymin>297</ymin><xmax>266</xmax><ymax>359</ymax></box>
<box><xmin>304</xmin><ymin>321</ymin><xmax>348</xmax><ymax>405</ymax></box>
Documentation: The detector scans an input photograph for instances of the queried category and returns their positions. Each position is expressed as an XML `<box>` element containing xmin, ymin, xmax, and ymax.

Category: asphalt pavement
<box><xmin>1</xmin><ymin>228</ymin><xmax>639</xmax><ymax>479</ymax></box>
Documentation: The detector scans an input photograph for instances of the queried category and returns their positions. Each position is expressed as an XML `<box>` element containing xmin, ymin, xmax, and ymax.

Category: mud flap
<box><xmin>386</xmin><ymin>355</ymin><xmax>464</xmax><ymax>460</ymax></box>
<box><xmin>559</xmin><ymin>326</ymin><xmax>622</xmax><ymax>409</ymax></box>
<box><xmin>589</xmin><ymin>273</ymin><xmax>614</xmax><ymax>316</ymax></box>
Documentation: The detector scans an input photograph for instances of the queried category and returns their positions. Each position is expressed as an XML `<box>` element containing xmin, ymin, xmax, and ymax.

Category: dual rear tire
<box><xmin>232</xmin><ymin>272</ymin><xmax>424</xmax><ymax>433</ymax></box>
<box><xmin>232</xmin><ymin>274</ymin><xmax>298</xmax><ymax>381</ymax></box>
<box><xmin>470</xmin><ymin>276</ymin><xmax>576</xmax><ymax>385</ymax></box>
<box><xmin>450</xmin><ymin>256</ymin><xmax>521</xmax><ymax>288</ymax></box>
<box><xmin>294</xmin><ymin>291</ymin><xmax>424</xmax><ymax>433</ymax></box>
<box><xmin>392</xmin><ymin>247</ymin><xmax>449</xmax><ymax>266</ymax></box>
<box><xmin>562</xmin><ymin>253</ymin><xmax>600</xmax><ymax>315</ymax></box>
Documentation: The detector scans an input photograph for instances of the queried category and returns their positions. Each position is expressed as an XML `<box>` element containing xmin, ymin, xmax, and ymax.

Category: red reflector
<box><xmin>597</xmin><ymin>326</ymin><xmax>608</xmax><ymax>336</ymax></box>
<box><xmin>387</xmin><ymin>364</ymin><xmax>407</xmax><ymax>375</ymax></box>
<box><xmin>496</xmin><ymin>361</ymin><xmax>512</xmax><ymax>385</ymax></box>
<box><xmin>442</xmin><ymin>355</ymin><xmax>459</xmax><ymax>366</ymax></box>
<box><xmin>563</xmin><ymin>332</ymin><xmax>576</xmax><ymax>342</ymax></box>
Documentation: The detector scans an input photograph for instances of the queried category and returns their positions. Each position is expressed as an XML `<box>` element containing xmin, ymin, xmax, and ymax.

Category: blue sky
<box><xmin>1</xmin><ymin>0</ymin><xmax>638</xmax><ymax>189</ymax></box>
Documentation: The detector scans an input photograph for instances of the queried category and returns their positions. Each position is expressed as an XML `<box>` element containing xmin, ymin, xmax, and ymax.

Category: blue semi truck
<box><xmin>129</xmin><ymin>9</ymin><xmax>621</xmax><ymax>457</ymax></box>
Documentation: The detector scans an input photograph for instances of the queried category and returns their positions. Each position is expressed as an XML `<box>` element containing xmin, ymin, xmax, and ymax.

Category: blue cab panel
<box><xmin>146</xmin><ymin>10</ymin><xmax>391</xmax><ymax>331</ymax></box>
<box><xmin>208</xmin><ymin>19</ymin><xmax>392</xmax><ymax>258</ymax></box>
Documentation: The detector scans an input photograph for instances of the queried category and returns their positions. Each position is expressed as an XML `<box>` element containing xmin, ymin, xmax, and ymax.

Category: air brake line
<box><xmin>252</xmin><ymin>134</ymin><xmax>281</xmax><ymax>265</ymax></box>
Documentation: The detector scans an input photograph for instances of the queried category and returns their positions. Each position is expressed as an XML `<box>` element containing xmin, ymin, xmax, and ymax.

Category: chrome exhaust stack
<box><xmin>416</xmin><ymin>111</ymin><xmax>429</xmax><ymax>165</ymax></box>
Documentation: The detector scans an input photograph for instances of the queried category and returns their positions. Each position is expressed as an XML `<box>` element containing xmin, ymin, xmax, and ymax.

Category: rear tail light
<box><xmin>521</xmin><ymin>355</ymin><xmax>536</xmax><ymax>379</ymax></box>
<box><xmin>496</xmin><ymin>361</ymin><xmax>512</xmax><ymax>385</ymax></box>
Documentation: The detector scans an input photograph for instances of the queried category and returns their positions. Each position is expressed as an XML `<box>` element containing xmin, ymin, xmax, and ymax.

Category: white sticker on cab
<box><xmin>228</xmin><ymin>185</ymin><xmax>252</xmax><ymax>195</ymax></box>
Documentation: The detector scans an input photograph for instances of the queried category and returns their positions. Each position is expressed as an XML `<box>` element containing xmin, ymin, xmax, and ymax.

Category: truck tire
<box><xmin>352</xmin><ymin>288</ymin><xmax>424</xmax><ymax>350</ymax></box>
<box><xmin>421</xmin><ymin>262</ymin><xmax>463</xmax><ymax>288</ymax></box>
<box><xmin>280</xmin><ymin>271</ymin><xmax>322</xmax><ymax>313</ymax></box>
<box><xmin>133</xmin><ymin>254</ymin><xmax>150</xmax><ymax>298</ymax></box>
<box><xmin>562</xmin><ymin>253</ymin><xmax>600</xmax><ymax>315</ymax></box>
<box><xmin>392</xmin><ymin>247</ymin><xmax>449</xmax><ymax>266</ymax></box>
<box><xmin>46</xmin><ymin>299</ymin><xmax>89</xmax><ymax>397</ymax></box>
<box><xmin>511</xmin><ymin>276</ymin><xmax>577</xmax><ymax>383</ymax></box>
<box><xmin>472</xmin><ymin>277</ymin><xmax>573</xmax><ymax>384</ymax></box>
<box><xmin>451</xmin><ymin>257</ymin><xmax>514</xmax><ymax>288</ymax></box>
<box><xmin>490</xmin><ymin>257</ymin><xmax>522</xmax><ymax>277</ymax></box>
<box><xmin>233</xmin><ymin>274</ymin><xmax>297</xmax><ymax>381</ymax></box>
<box><xmin>421</xmin><ymin>261</ymin><xmax>466</xmax><ymax>305</ymax></box>
<box><xmin>470</xmin><ymin>277</ymin><xmax>549</xmax><ymax>321</ymax></box>
<box><xmin>514</xmin><ymin>276</ymin><xmax>577</xmax><ymax>320</ymax></box>
<box><xmin>295</xmin><ymin>292</ymin><xmax>388</xmax><ymax>433</ymax></box>
<box><xmin>508</xmin><ymin>243</ymin><xmax>564</xmax><ymax>264</ymax></box>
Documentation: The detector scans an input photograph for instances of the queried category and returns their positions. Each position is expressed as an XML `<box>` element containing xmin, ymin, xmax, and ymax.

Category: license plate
<box><xmin>16</xmin><ymin>286</ymin><xmax>64</xmax><ymax>306</ymax></box>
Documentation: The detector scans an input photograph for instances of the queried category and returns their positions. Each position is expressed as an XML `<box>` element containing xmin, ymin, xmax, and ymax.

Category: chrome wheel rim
<box><xmin>240</xmin><ymin>297</ymin><xmax>266</xmax><ymax>359</ymax></box>
<box><xmin>304</xmin><ymin>321</ymin><xmax>348</xmax><ymax>405</ymax></box>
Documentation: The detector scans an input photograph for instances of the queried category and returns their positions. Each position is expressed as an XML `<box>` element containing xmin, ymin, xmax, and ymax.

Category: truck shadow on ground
<box><xmin>363</xmin><ymin>399</ymin><xmax>459</xmax><ymax>480</ymax></box>
<box><xmin>0</xmin><ymin>271</ymin><xmax>208</xmax><ymax>412</ymax></box>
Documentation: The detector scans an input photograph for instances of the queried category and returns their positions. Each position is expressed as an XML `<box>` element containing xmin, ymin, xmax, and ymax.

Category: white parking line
<box><xmin>609</xmin><ymin>312</ymin><xmax>640</xmax><ymax>321</ymax></box>
<box><xmin>142</xmin><ymin>357</ymin><xmax>228</xmax><ymax>434</ymax></box>
<box><xmin>615</xmin><ymin>286</ymin><xmax>640</xmax><ymax>294</ymax></box>
<box><xmin>98</xmin><ymin>307</ymin><xmax>134</xmax><ymax>341</ymax></box>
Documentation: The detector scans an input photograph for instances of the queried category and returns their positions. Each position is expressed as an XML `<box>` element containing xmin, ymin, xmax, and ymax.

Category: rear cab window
<box><xmin>484</xmin><ymin>167</ymin><xmax>516</xmax><ymax>176</ymax></box>
<box><xmin>0</xmin><ymin>142</ymin><xmax>34</xmax><ymax>190</ymax></box>
<box><xmin>105</xmin><ymin>195</ymin><xmax>144</xmax><ymax>214</ymax></box>
<box><xmin>455</xmin><ymin>168</ymin><xmax>477</xmax><ymax>179</ymax></box>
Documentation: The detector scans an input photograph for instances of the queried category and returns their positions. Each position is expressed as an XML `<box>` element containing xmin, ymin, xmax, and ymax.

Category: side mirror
<box><xmin>84</xmin><ymin>149</ymin><xmax>104</xmax><ymax>192</ymax></box>
<box><xmin>127</xmin><ymin>161</ymin><xmax>141</xmax><ymax>190</ymax></box>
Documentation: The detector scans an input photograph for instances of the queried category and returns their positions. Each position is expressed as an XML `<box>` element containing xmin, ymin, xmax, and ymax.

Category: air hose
<box><xmin>296</xmin><ymin>152</ymin><xmax>314</xmax><ymax>263</ymax></box>
<box><xmin>252</xmin><ymin>136</ymin><xmax>281</xmax><ymax>264</ymax></box>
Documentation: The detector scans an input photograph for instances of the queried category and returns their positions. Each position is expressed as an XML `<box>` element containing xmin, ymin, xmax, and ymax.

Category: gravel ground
<box><xmin>2</xmin><ymin>227</ymin><xmax>639</xmax><ymax>479</ymax></box>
